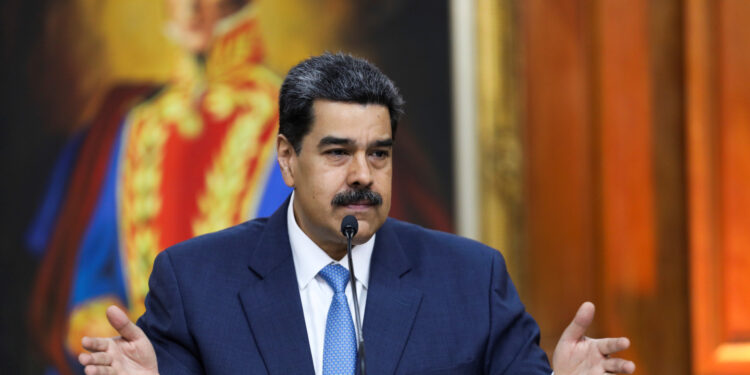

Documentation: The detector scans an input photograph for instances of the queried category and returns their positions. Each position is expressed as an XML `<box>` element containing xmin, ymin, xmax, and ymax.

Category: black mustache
<box><xmin>331</xmin><ymin>189</ymin><xmax>383</xmax><ymax>207</ymax></box>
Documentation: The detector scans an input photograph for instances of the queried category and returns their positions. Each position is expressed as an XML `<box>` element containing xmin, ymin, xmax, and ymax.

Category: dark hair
<box><xmin>279</xmin><ymin>52</ymin><xmax>405</xmax><ymax>153</ymax></box>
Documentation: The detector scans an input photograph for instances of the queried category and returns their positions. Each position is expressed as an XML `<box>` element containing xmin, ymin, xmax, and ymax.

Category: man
<box><xmin>78</xmin><ymin>53</ymin><xmax>636</xmax><ymax>374</ymax></box>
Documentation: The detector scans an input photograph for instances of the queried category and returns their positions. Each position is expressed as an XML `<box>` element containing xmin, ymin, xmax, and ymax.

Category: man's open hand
<box><xmin>78</xmin><ymin>305</ymin><xmax>159</xmax><ymax>375</ymax></box>
<box><xmin>552</xmin><ymin>302</ymin><xmax>636</xmax><ymax>375</ymax></box>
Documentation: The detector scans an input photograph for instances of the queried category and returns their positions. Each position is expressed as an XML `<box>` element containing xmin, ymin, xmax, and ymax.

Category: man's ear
<box><xmin>277</xmin><ymin>134</ymin><xmax>296</xmax><ymax>188</ymax></box>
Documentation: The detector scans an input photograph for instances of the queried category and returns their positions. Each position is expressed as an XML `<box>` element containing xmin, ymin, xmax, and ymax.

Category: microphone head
<box><xmin>341</xmin><ymin>215</ymin><xmax>359</xmax><ymax>238</ymax></box>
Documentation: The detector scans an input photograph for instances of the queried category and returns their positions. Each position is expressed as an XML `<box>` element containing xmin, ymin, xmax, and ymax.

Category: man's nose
<box><xmin>347</xmin><ymin>153</ymin><xmax>373</xmax><ymax>187</ymax></box>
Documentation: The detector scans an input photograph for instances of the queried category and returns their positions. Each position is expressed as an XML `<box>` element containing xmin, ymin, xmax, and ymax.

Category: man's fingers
<box><xmin>105</xmin><ymin>305</ymin><xmax>145</xmax><ymax>341</ymax></box>
<box><xmin>603</xmin><ymin>357</ymin><xmax>636</xmax><ymax>374</ymax></box>
<box><xmin>596</xmin><ymin>337</ymin><xmax>631</xmax><ymax>355</ymax></box>
<box><xmin>84</xmin><ymin>365</ymin><xmax>116</xmax><ymax>375</ymax></box>
<box><xmin>559</xmin><ymin>301</ymin><xmax>595</xmax><ymax>342</ymax></box>
<box><xmin>79</xmin><ymin>352</ymin><xmax>113</xmax><ymax>366</ymax></box>
<box><xmin>81</xmin><ymin>336</ymin><xmax>110</xmax><ymax>352</ymax></box>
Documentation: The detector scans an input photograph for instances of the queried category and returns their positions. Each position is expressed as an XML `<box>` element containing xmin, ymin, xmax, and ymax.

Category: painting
<box><xmin>0</xmin><ymin>0</ymin><xmax>454</xmax><ymax>373</ymax></box>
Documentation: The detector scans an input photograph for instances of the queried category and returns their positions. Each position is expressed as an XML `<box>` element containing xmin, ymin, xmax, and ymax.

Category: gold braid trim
<box><xmin>120</xmin><ymin>98</ymin><xmax>171</xmax><ymax>318</ymax></box>
<box><xmin>193</xmin><ymin>66</ymin><xmax>278</xmax><ymax>235</ymax></box>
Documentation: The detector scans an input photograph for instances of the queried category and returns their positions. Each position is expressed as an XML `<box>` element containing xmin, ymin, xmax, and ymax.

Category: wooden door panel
<box><xmin>687</xmin><ymin>0</ymin><xmax>750</xmax><ymax>372</ymax></box>
<box><xmin>719</xmin><ymin>0</ymin><xmax>750</xmax><ymax>344</ymax></box>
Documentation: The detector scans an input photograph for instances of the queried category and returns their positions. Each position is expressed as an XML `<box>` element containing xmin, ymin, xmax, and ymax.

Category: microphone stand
<box><xmin>344</xmin><ymin>222</ymin><xmax>366</xmax><ymax>375</ymax></box>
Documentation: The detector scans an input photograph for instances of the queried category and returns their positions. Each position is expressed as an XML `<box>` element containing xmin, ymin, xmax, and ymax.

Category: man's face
<box><xmin>165</xmin><ymin>0</ymin><xmax>247</xmax><ymax>53</ymax></box>
<box><xmin>278</xmin><ymin>100</ymin><xmax>393</xmax><ymax>255</ymax></box>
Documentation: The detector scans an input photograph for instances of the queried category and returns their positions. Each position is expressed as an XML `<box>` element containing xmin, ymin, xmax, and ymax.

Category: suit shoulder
<box><xmin>161</xmin><ymin>217</ymin><xmax>268</xmax><ymax>261</ymax></box>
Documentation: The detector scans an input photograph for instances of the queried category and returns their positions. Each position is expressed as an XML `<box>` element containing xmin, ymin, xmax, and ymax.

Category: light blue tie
<box><xmin>319</xmin><ymin>264</ymin><xmax>357</xmax><ymax>375</ymax></box>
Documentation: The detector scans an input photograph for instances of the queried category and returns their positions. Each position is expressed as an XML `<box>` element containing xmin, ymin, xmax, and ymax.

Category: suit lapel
<box><xmin>237</xmin><ymin>202</ymin><xmax>423</xmax><ymax>374</ymax></box>
<box><xmin>238</xmin><ymin>199</ymin><xmax>315</xmax><ymax>375</ymax></box>
<box><xmin>363</xmin><ymin>220</ymin><xmax>423</xmax><ymax>374</ymax></box>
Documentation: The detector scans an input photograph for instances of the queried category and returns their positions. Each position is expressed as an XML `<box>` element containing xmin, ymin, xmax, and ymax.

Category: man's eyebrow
<box><xmin>317</xmin><ymin>136</ymin><xmax>393</xmax><ymax>149</ymax></box>
<box><xmin>370</xmin><ymin>138</ymin><xmax>394</xmax><ymax>148</ymax></box>
<box><xmin>318</xmin><ymin>136</ymin><xmax>354</xmax><ymax>148</ymax></box>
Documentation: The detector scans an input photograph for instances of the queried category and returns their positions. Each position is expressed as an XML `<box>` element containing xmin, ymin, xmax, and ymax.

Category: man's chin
<box><xmin>350</xmin><ymin>219</ymin><xmax>384</xmax><ymax>244</ymax></box>
<box><xmin>331</xmin><ymin>206</ymin><xmax>386</xmax><ymax>241</ymax></box>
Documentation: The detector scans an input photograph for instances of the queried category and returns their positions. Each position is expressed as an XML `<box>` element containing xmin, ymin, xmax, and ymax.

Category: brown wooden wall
<box><xmin>687</xmin><ymin>0</ymin><xmax>750</xmax><ymax>373</ymax></box>
<box><xmin>518</xmin><ymin>1</ymin><xmax>692</xmax><ymax>374</ymax></box>
<box><xmin>478</xmin><ymin>0</ymin><xmax>750</xmax><ymax>373</ymax></box>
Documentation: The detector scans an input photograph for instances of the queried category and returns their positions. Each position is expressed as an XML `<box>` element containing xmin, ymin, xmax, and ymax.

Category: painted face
<box><xmin>278</xmin><ymin>100</ymin><xmax>393</xmax><ymax>258</ymax></box>
<box><xmin>165</xmin><ymin>0</ymin><xmax>247</xmax><ymax>53</ymax></box>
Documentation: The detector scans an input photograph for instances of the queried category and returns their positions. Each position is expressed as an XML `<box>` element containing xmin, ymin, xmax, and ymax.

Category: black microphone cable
<box><xmin>341</xmin><ymin>215</ymin><xmax>366</xmax><ymax>375</ymax></box>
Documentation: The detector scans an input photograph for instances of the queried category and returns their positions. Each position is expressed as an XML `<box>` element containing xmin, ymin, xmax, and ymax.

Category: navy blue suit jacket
<box><xmin>136</xmin><ymin>199</ymin><xmax>552</xmax><ymax>374</ymax></box>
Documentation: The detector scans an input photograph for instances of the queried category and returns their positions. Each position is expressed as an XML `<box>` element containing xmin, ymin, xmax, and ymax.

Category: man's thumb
<box><xmin>106</xmin><ymin>305</ymin><xmax>145</xmax><ymax>341</ymax></box>
<box><xmin>559</xmin><ymin>301</ymin><xmax>595</xmax><ymax>343</ymax></box>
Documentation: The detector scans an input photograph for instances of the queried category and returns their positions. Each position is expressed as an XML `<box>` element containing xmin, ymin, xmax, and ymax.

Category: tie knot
<box><xmin>319</xmin><ymin>264</ymin><xmax>350</xmax><ymax>293</ymax></box>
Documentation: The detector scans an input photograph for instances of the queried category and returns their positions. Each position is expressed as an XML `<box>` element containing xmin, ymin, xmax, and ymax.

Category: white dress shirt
<box><xmin>287</xmin><ymin>192</ymin><xmax>374</xmax><ymax>375</ymax></box>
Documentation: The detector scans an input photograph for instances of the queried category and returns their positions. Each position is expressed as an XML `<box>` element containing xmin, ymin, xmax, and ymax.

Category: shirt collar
<box><xmin>287</xmin><ymin>191</ymin><xmax>374</xmax><ymax>290</ymax></box>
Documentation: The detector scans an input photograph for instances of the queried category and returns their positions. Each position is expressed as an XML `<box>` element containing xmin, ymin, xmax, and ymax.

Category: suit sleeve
<box><xmin>484</xmin><ymin>251</ymin><xmax>552</xmax><ymax>374</ymax></box>
<box><xmin>136</xmin><ymin>251</ymin><xmax>205</xmax><ymax>375</ymax></box>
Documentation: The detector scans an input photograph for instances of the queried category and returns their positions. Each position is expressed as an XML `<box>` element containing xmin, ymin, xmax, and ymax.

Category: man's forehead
<box><xmin>307</xmin><ymin>101</ymin><xmax>391</xmax><ymax>138</ymax></box>
<box><xmin>311</xmin><ymin>100</ymin><xmax>389</xmax><ymax>119</ymax></box>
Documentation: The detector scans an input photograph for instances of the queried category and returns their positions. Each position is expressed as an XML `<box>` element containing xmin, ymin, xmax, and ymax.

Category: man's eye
<box><xmin>371</xmin><ymin>150</ymin><xmax>390</xmax><ymax>159</ymax></box>
<box><xmin>326</xmin><ymin>149</ymin><xmax>347</xmax><ymax>156</ymax></box>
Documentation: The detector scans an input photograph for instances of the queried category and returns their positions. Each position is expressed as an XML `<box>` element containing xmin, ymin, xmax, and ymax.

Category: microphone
<box><xmin>341</xmin><ymin>215</ymin><xmax>358</xmax><ymax>239</ymax></box>
<box><xmin>340</xmin><ymin>215</ymin><xmax>366</xmax><ymax>375</ymax></box>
